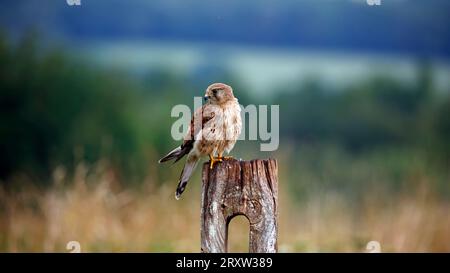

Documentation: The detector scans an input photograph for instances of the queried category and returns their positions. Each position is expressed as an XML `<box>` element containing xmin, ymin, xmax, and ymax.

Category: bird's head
<box><xmin>204</xmin><ymin>83</ymin><xmax>235</xmax><ymax>105</ymax></box>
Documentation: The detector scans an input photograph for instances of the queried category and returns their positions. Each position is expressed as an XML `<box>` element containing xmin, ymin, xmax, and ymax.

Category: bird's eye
<box><xmin>212</xmin><ymin>89</ymin><xmax>218</xmax><ymax>95</ymax></box>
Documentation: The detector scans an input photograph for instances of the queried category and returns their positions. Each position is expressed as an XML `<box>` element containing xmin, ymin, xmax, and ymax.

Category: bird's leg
<box><xmin>217</xmin><ymin>152</ymin><xmax>233</xmax><ymax>161</ymax></box>
<box><xmin>209</xmin><ymin>154</ymin><xmax>218</xmax><ymax>169</ymax></box>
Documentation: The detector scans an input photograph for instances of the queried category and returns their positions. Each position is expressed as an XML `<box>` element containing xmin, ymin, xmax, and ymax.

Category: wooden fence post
<box><xmin>200</xmin><ymin>158</ymin><xmax>278</xmax><ymax>253</ymax></box>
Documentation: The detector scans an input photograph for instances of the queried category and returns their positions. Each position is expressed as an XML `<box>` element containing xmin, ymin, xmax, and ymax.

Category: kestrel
<box><xmin>159</xmin><ymin>83</ymin><xmax>242</xmax><ymax>199</ymax></box>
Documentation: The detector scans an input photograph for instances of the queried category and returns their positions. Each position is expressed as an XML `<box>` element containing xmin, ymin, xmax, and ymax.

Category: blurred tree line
<box><xmin>277</xmin><ymin>64</ymin><xmax>450</xmax><ymax>163</ymax></box>
<box><xmin>0</xmin><ymin>33</ymin><xmax>171</xmax><ymax>183</ymax></box>
<box><xmin>0</xmin><ymin>32</ymin><xmax>449</xmax><ymax>186</ymax></box>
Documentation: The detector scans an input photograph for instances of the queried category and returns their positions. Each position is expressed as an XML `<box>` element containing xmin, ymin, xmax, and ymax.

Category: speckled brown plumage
<box><xmin>159</xmin><ymin>83</ymin><xmax>242</xmax><ymax>199</ymax></box>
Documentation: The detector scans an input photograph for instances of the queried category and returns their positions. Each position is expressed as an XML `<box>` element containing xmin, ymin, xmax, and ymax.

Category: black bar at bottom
<box><xmin>0</xmin><ymin>253</ymin><xmax>447</xmax><ymax>272</ymax></box>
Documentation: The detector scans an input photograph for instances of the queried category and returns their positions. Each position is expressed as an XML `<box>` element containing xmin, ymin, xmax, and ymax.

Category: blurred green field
<box><xmin>0</xmin><ymin>33</ymin><xmax>449</xmax><ymax>252</ymax></box>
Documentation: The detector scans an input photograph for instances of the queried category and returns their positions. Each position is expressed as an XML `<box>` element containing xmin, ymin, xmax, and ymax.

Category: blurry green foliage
<box><xmin>0</xmin><ymin>33</ymin><xmax>154</xmax><ymax>182</ymax></box>
<box><xmin>277</xmin><ymin>65</ymin><xmax>449</xmax><ymax>158</ymax></box>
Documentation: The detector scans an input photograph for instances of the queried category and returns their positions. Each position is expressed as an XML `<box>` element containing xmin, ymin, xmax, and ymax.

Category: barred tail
<box><xmin>175</xmin><ymin>155</ymin><xmax>199</xmax><ymax>200</ymax></box>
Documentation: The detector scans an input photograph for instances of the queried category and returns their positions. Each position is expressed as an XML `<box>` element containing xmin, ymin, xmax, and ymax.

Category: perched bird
<box><xmin>159</xmin><ymin>83</ymin><xmax>242</xmax><ymax>200</ymax></box>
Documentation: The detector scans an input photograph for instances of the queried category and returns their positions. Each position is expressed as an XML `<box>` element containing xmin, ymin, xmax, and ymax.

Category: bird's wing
<box><xmin>173</xmin><ymin>105</ymin><xmax>215</xmax><ymax>199</ymax></box>
<box><xmin>182</xmin><ymin>104</ymin><xmax>215</xmax><ymax>148</ymax></box>
<box><xmin>159</xmin><ymin>104</ymin><xmax>215</xmax><ymax>164</ymax></box>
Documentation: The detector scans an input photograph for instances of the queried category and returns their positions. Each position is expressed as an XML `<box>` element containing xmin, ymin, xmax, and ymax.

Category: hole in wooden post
<box><xmin>227</xmin><ymin>215</ymin><xmax>250</xmax><ymax>253</ymax></box>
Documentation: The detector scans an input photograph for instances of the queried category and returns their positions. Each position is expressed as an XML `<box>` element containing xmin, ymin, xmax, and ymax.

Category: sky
<box><xmin>1</xmin><ymin>0</ymin><xmax>449</xmax><ymax>95</ymax></box>
<box><xmin>1</xmin><ymin>0</ymin><xmax>449</xmax><ymax>58</ymax></box>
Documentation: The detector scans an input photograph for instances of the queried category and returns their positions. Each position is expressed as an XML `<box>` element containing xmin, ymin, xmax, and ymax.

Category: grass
<box><xmin>0</xmin><ymin>155</ymin><xmax>449</xmax><ymax>253</ymax></box>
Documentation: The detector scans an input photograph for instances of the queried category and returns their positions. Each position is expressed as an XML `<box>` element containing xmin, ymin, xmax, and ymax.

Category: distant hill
<box><xmin>1</xmin><ymin>0</ymin><xmax>449</xmax><ymax>58</ymax></box>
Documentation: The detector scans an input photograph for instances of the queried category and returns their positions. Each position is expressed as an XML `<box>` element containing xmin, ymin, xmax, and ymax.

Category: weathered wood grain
<box><xmin>200</xmin><ymin>158</ymin><xmax>278</xmax><ymax>253</ymax></box>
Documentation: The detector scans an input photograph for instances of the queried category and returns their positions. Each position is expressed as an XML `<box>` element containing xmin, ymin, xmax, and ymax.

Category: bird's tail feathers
<box><xmin>175</xmin><ymin>155</ymin><xmax>199</xmax><ymax>200</ymax></box>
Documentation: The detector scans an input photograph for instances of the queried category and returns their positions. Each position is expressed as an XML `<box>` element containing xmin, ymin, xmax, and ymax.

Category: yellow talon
<box><xmin>209</xmin><ymin>153</ymin><xmax>233</xmax><ymax>169</ymax></box>
<box><xmin>209</xmin><ymin>154</ymin><xmax>218</xmax><ymax>169</ymax></box>
<box><xmin>217</xmin><ymin>153</ymin><xmax>233</xmax><ymax>161</ymax></box>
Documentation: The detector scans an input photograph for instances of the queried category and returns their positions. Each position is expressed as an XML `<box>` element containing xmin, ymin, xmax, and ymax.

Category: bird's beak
<box><xmin>204</xmin><ymin>95</ymin><xmax>210</xmax><ymax>102</ymax></box>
